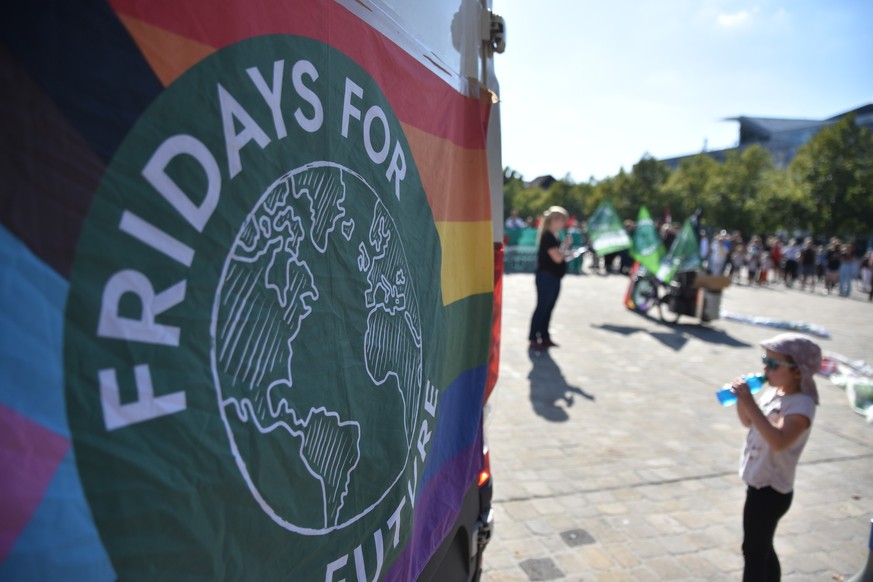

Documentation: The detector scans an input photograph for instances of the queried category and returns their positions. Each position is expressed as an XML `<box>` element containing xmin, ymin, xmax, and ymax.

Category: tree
<box><xmin>590</xmin><ymin>169</ymin><xmax>636</xmax><ymax>219</ymax></box>
<box><xmin>789</xmin><ymin>115</ymin><xmax>873</xmax><ymax>237</ymax></box>
<box><xmin>709</xmin><ymin>146</ymin><xmax>776</xmax><ymax>234</ymax></box>
<box><xmin>629</xmin><ymin>155</ymin><xmax>671</xmax><ymax>217</ymax></box>
<box><xmin>503</xmin><ymin>166</ymin><xmax>523</xmax><ymax>185</ymax></box>
<box><xmin>511</xmin><ymin>186</ymin><xmax>550</xmax><ymax>221</ymax></box>
<box><xmin>502</xmin><ymin>115</ymin><xmax>873</xmax><ymax>239</ymax></box>
<box><xmin>544</xmin><ymin>179</ymin><xmax>584</xmax><ymax>218</ymax></box>
<box><xmin>660</xmin><ymin>153</ymin><xmax>719</xmax><ymax>223</ymax></box>
<box><xmin>503</xmin><ymin>167</ymin><xmax>526</xmax><ymax>217</ymax></box>
<box><xmin>747</xmin><ymin>169</ymin><xmax>814</xmax><ymax>235</ymax></box>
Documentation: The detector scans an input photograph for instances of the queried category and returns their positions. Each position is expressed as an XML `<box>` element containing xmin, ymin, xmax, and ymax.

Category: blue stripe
<box><xmin>0</xmin><ymin>225</ymin><xmax>115</xmax><ymax>577</ymax></box>
<box><xmin>420</xmin><ymin>365</ymin><xmax>486</xmax><ymax>488</ymax></box>
<box><xmin>0</xmin><ymin>225</ymin><xmax>70</xmax><ymax>437</ymax></box>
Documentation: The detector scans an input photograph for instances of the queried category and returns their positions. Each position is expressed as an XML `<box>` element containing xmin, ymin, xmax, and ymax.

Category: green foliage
<box><xmin>503</xmin><ymin>118</ymin><xmax>873</xmax><ymax>238</ymax></box>
<box><xmin>661</xmin><ymin>153</ymin><xmax>718</xmax><ymax>221</ymax></box>
<box><xmin>788</xmin><ymin>115</ymin><xmax>873</xmax><ymax>237</ymax></box>
<box><xmin>503</xmin><ymin>168</ymin><xmax>527</xmax><ymax>217</ymax></box>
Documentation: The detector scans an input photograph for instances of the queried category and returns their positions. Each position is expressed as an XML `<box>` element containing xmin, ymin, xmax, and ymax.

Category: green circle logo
<box><xmin>213</xmin><ymin>162</ymin><xmax>423</xmax><ymax>533</ymax></box>
<box><xmin>64</xmin><ymin>35</ymin><xmax>444</xmax><ymax>578</ymax></box>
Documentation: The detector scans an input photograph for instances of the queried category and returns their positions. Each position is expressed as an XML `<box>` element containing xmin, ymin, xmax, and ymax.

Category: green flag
<box><xmin>588</xmin><ymin>201</ymin><xmax>630</xmax><ymax>254</ymax></box>
<box><xmin>630</xmin><ymin>206</ymin><xmax>664</xmax><ymax>273</ymax></box>
<box><xmin>656</xmin><ymin>218</ymin><xmax>701</xmax><ymax>283</ymax></box>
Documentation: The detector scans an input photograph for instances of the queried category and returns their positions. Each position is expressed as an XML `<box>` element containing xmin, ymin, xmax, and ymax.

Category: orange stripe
<box><xmin>401</xmin><ymin>122</ymin><xmax>492</xmax><ymax>222</ymax></box>
<box><xmin>117</xmin><ymin>14</ymin><xmax>216</xmax><ymax>86</ymax></box>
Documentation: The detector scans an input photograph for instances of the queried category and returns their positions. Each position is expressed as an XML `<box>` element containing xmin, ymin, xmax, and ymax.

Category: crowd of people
<box><xmin>505</xmin><ymin>208</ymin><xmax>873</xmax><ymax>301</ymax></box>
<box><xmin>699</xmin><ymin>230</ymin><xmax>873</xmax><ymax>300</ymax></box>
<box><xmin>506</xmin><ymin>205</ymin><xmax>873</xmax><ymax>307</ymax></box>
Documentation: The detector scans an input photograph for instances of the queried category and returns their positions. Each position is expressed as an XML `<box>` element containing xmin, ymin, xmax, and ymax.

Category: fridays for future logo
<box><xmin>64</xmin><ymin>35</ymin><xmax>444</xmax><ymax>579</ymax></box>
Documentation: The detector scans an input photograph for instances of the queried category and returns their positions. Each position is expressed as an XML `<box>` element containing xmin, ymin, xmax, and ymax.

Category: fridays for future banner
<box><xmin>587</xmin><ymin>200</ymin><xmax>631</xmax><ymax>254</ymax></box>
<box><xmin>0</xmin><ymin>1</ymin><xmax>494</xmax><ymax>579</ymax></box>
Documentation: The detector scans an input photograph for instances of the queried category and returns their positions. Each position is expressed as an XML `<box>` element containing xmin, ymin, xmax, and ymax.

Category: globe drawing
<box><xmin>210</xmin><ymin>162</ymin><xmax>424</xmax><ymax>534</ymax></box>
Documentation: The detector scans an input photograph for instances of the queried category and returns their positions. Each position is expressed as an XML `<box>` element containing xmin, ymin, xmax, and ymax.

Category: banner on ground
<box><xmin>588</xmin><ymin>201</ymin><xmax>630</xmax><ymax>254</ymax></box>
<box><xmin>0</xmin><ymin>1</ymin><xmax>495</xmax><ymax>579</ymax></box>
<box><xmin>656</xmin><ymin>218</ymin><xmax>701</xmax><ymax>283</ymax></box>
<box><xmin>629</xmin><ymin>206</ymin><xmax>665</xmax><ymax>273</ymax></box>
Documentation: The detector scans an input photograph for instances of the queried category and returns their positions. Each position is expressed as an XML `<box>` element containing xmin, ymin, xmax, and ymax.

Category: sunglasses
<box><xmin>762</xmin><ymin>356</ymin><xmax>796</xmax><ymax>370</ymax></box>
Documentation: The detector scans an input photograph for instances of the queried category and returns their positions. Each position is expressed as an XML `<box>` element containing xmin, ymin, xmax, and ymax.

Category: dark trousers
<box><xmin>529</xmin><ymin>271</ymin><xmax>561</xmax><ymax>341</ymax></box>
<box><xmin>784</xmin><ymin>259</ymin><xmax>798</xmax><ymax>282</ymax></box>
<box><xmin>742</xmin><ymin>485</ymin><xmax>793</xmax><ymax>582</ymax></box>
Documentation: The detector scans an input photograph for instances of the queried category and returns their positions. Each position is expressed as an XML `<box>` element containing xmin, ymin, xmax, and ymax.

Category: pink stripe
<box><xmin>0</xmin><ymin>404</ymin><xmax>70</xmax><ymax>561</ymax></box>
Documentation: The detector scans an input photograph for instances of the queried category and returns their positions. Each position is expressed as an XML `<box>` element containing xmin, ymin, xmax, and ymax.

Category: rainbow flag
<box><xmin>0</xmin><ymin>1</ymin><xmax>496</xmax><ymax>579</ymax></box>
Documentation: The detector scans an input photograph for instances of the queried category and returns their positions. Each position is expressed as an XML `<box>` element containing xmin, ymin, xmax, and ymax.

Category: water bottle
<box><xmin>716</xmin><ymin>373</ymin><xmax>766</xmax><ymax>406</ymax></box>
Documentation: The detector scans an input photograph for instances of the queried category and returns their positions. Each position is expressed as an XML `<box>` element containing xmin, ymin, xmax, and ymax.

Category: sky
<box><xmin>495</xmin><ymin>0</ymin><xmax>873</xmax><ymax>182</ymax></box>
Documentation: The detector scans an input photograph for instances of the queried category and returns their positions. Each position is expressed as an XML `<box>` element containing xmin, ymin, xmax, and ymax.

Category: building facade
<box><xmin>662</xmin><ymin>103</ymin><xmax>873</xmax><ymax>170</ymax></box>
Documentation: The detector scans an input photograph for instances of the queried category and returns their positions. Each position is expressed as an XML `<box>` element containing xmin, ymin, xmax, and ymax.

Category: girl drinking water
<box><xmin>729</xmin><ymin>333</ymin><xmax>821</xmax><ymax>581</ymax></box>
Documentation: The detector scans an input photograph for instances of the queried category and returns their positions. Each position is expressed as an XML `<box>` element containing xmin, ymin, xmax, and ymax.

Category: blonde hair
<box><xmin>537</xmin><ymin>206</ymin><xmax>569</xmax><ymax>245</ymax></box>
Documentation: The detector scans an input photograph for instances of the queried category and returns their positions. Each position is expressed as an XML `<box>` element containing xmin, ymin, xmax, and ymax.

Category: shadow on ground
<box><xmin>527</xmin><ymin>349</ymin><xmax>595</xmax><ymax>421</ymax></box>
<box><xmin>593</xmin><ymin>319</ymin><xmax>751</xmax><ymax>351</ymax></box>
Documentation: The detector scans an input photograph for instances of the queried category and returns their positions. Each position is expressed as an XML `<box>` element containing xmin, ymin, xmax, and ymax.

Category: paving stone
<box><xmin>502</xmin><ymin>538</ymin><xmax>550</xmax><ymax>561</ymax></box>
<box><xmin>500</xmin><ymin>518</ymin><xmax>536</xmax><ymax>541</ymax></box>
<box><xmin>484</xmin><ymin>272</ymin><xmax>873</xmax><ymax>580</ymax></box>
<box><xmin>605</xmin><ymin>544</ymin><xmax>640</xmax><ymax>569</ymax></box>
<box><xmin>503</xmin><ymin>500</ymin><xmax>542</xmax><ymax>521</ymax></box>
<box><xmin>483</xmin><ymin>567</ymin><xmax>531</xmax><ymax>582</ymax></box>
<box><xmin>644</xmin><ymin>513</ymin><xmax>685</xmax><ymax>535</ymax></box>
<box><xmin>676</xmin><ymin>553</ymin><xmax>720</xmax><ymax>578</ymax></box>
<box><xmin>531</xmin><ymin>496</ymin><xmax>569</xmax><ymax>515</ymax></box>
<box><xmin>518</xmin><ymin>557</ymin><xmax>564</xmax><ymax>581</ymax></box>
<box><xmin>659</xmin><ymin>533</ymin><xmax>704</xmax><ymax>555</ymax></box>
<box><xmin>594</xmin><ymin>502</ymin><xmax>628</xmax><ymax>516</ymax></box>
<box><xmin>579</xmin><ymin>546</ymin><xmax>615</xmax><ymax>570</ymax></box>
<box><xmin>485</xmin><ymin>547</ymin><xmax>522</xmax><ymax>571</ymax></box>
<box><xmin>671</xmin><ymin>511</ymin><xmax>712</xmax><ymax>531</ymax></box>
<box><xmin>645</xmin><ymin>556</ymin><xmax>688</xmax><ymax>579</ymax></box>
<box><xmin>550</xmin><ymin>551</ymin><xmax>589</xmax><ymax>576</ymax></box>
<box><xmin>630</xmin><ymin>538</ymin><xmax>666</xmax><ymax>560</ymax></box>
<box><xmin>559</xmin><ymin>528</ymin><xmax>596</xmax><ymax>547</ymax></box>
<box><xmin>595</xmin><ymin>571</ymin><xmax>636</xmax><ymax>582</ymax></box>
<box><xmin>540</xmin><ymin>535</ymin><xmax>572</xmax><ymax>555</ymax></box>
<box><xmin>624</xmin><ymin>566</ymin><xmax>660</xmax><ymax>581</ymax></box>
<box><xmin>543</xmin><ymin>514</ymin><xmax>578</xmax><ymax>533</ymax></box>
<box><xmin>699</xmin><ymin>547</ymin><xmax>743</xmax><ymax>574</ymax></box>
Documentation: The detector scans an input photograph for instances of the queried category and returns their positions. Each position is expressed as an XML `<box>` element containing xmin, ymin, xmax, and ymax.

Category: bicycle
<box><xmin>629</xmin><ymin>268</ymin><xmax>679</xmax><ymax>323</ymax></box>
<box><xmin>628</xmin><ymin>268</ymin><xmax>706</xmax><ymax>324</ymax></box>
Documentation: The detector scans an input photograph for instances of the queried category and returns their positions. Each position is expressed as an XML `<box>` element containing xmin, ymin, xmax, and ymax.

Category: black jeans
<box><xmin>529</xmin><ymin>271</ymin><xmax>561</xmax><ymax>342</ymax></box>
<box><xmin>742</xmin><ymin>485</ymin><xmax>793</xmax><ymax>582</ymax></box>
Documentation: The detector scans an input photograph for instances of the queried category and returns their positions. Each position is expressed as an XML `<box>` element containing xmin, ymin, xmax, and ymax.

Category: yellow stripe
<box><xmin>435</xmin><ymin>221</ymin><xmax>493</xmax><ymax>305</ymax></box>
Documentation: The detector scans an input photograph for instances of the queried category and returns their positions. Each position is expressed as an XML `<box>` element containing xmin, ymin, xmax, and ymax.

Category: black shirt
<box><xmin>800</xmin><ymin>247</ymin><xmax>816</xmax><ymax>266</ymax></box>
<box><xmin>537</xmin><ymin>231</ymin><xmax>567</xmax><ymax>278</ymax></box>
<box><xmin>826</xmin><ymin>249</ymin><xmax>841</xmax><ymax>271</ymax></box>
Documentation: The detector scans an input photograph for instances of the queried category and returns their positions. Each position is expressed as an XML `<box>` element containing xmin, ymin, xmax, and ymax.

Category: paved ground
<box><xmin>481</xmin><ymin>266</ymin><xmax>873</xmax><ymax>581</ymax></box>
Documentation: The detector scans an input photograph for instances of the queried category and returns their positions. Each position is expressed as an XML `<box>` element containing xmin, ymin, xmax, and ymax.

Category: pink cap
<box><xmin>760</xmin><ymin>333</ymin><xmax>822</xmax><ymax>404</ymax></box>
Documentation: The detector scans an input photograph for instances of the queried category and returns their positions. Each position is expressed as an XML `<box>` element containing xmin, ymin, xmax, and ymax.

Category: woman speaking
<box><xmin>528</xmin><ymin>206</ymin><xmax>570</xmax><ymax>350</ymax></box>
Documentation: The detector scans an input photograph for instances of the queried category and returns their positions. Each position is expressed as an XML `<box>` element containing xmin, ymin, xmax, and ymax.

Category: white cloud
<box><xmin>717</xmin><ymin>6</ymin><xmax>759</xmax><ymax>27</ymax></box>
